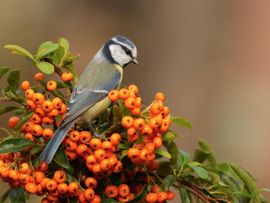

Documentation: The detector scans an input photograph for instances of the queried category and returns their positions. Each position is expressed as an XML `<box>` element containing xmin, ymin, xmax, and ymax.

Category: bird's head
<box><xmin>102</xmin><ymin>35</ymin><xmax>138</xmax><ymax>67</ymax></box>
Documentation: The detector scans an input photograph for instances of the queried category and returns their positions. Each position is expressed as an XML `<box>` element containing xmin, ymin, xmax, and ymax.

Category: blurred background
<box><xmin>0</xmin><ymin>0</ymin><xmax>270</xmax><ymax>202</ymax></box>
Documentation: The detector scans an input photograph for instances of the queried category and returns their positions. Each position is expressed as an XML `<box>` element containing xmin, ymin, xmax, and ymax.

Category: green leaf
<box><xmin>55</xmin><ymin>37</ymin><xmax>70</xmax><ymax>66</ymax></box>
<box><xmin>36</xmin><ymin>41</ymin><xmax>59</xmax><ymax>60</ymax></box>
<box><xmin>4</xmin><ymin>45</ymin><xmax>35</xmax><ymax>62</ymax></box>
<box><xmin>0</xmin><ymin>139</ymin><xmax>38</xmax><ymax>154</ymax></box>
<box><xmin>162</xmin><ymin>130</ymin><xmax>177</xmax><ymax>142</ymax></box>
<box><xmin>180</xmin><ymin>149</ymin><xmax>191</xmax><ymax>166</ymax></box>
<box><xmin>0</xmin><ymin>106</ymin><xmax>19</xmax><ymax>115</ymax></box>
<box><xmin>230</xmin><ymin>164</ymin><xmax>260</xmax><ymax>202</ymax></box>
<box><xmin>14</xmin><ymin>112</ymin><xmax>34</xmax><ymax>131</ymax></box>
<box><xmin>188</xmin><ymin>162</ymin><xmax>209</xmax><ymax>179</ymax></box>
<box><xmin>155</xmin><ymin>148</ymin><xmax>171</xmax><ymax>159</ymax></box>
<box><xmin>164</xmin><ymin>141</ymin><xmax>181</xmax><ymax>171</ymax></box>
<box><xmin>7</xmin><ymin>70</ymin><xmax>20</xmax><ymax>91</ymax></box>
<box><xmin>156</xmin><ymin>161</ymin><xmax>174</xmax><ymax>176</ymax></box>
<box><xmin>53</xmin><ymin>148</ymin><xmax>70</xmax><ymax>169</ymax></box>
<box><xmin>193</xmin><ymin>140</ymin><xmax>216</xmax><ymax>167</ymax></box>
<box><xmin>100</xmin><ymin>195</ymin><xmax>119</xmax><ymax>203</ymax></box>
<box><xmin>171</xmin><ymin>116</ymin><xmax>193</xmax><ymax>129</ymax></box>
<box><xmin>30</xmin><ymin>146</ymin><xmax>43</xmax><ymax>155</ymax></box>
<box><xmin>163</xmin><ymin>175</ymin><xmax>177</xmax><ymax>188</ymax></box>
<box><xmin>0</xmin><ymin>189</ymin><xmax>9</xmax><ymax>203</ymax></box>
<box><xmin>7</xmin><ymin>187</ymin><xmax>25</xmax><ymax>203</ymax></box>
<box><xmin>179</xmin><ymin>187</ymin><xmax>191</xmax><ymax>203</ymax></box>
<box><xmin>36</xmin><ymin>61</ymin><xmax>54</xmax><ymax>74</ymax></box>
<box><xmin>0</xmin><ymin>66</ymin><xmax>9</xmax><ymax>80</ymax></box>
<box><xmin>118</xmin><ymin>143</ymin><xmax>130</xmax><ymax>149</ymax></box>
<box><xmin>58</xmin><ymin>37</ymin><xmax>69</xmax><ymax>53</ymax></box>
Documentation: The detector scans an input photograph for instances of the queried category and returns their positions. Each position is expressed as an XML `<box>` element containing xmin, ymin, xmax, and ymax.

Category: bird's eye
<box><xmin>123</xmin><ymin>46</ymin><xmax>132</xmax><ymax>56</ymax></box>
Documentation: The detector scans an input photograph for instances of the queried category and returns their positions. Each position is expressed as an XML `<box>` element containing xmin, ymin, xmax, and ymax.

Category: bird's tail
<box><xmin>39</xmin><ymin>122</ymin><xmax>73</xmax><ymax>164</ymax></box>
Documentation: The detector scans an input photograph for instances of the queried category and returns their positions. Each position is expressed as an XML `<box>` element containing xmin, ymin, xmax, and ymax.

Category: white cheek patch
<box><xmin>109</xmin><ymin>44</ymin><xmax>131</xmax><ymax>66</ymax></box>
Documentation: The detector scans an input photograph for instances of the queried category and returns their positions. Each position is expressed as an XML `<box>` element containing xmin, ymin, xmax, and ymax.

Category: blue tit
<box><xmin>39</xmin><ymin>35</ymin><xmax>138</xmax><ymax>164</ymax></box>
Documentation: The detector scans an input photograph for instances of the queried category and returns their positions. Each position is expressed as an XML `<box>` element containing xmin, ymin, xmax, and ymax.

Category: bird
<box><xmin>39</xmin><ymin>35</ymin><xmax>138</xmax><ymax>164</ymax></box>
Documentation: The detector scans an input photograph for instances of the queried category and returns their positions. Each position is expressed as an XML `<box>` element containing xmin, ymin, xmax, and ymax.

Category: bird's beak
<box><xmin>132</xmin><ymin>58</ymin><xmax>139</xmax><ymax>65</ymax></box>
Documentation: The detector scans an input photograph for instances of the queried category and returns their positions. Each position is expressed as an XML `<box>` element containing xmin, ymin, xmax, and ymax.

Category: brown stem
<box><xmin>0</xmin><ymin>97</ymin><xmax>12</xmax><ymax>102</ymax></box>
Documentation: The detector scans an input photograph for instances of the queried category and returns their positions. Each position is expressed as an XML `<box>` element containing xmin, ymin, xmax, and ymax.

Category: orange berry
<box><xmin>110</xmin><ymin>133</ymin><xmax>121</xmax><ymax>146</ymax></box>
<box><xmin>25</xmin><ymin>182</ymin><xmax>37</xmax><ymax>194</ymax></box>
<box><xmin>85</xmin><ymin>177</ymin><xmax>98</xmax><ymax>189</ymax></box>
<box><xmin>35</xmin><ymin>107</ymin><xmax>45</xmax><ymax>117</ymax></box>
<box><xmin>100</xmin><ymin>159</ymin><xmax>111</xmax><ymax>171</ymax></box>
<box><xmin>68</xmin><ymin>182</ymin><xmax>79</xmax><ymax>194</ymax></box>
<box><xmin>90</xmin><ymin>138</ymin><xmax>102</xmax><ymax>150</ymax></box>
<box><xmin>46</xmin><ymin>179</ymin><xmax>57</xmax><ymax>191</ymax></box>
<box><xmin>162</xmin><ymin>106</ymin><xmax>170</xmax><ymax>117</ymax></box>
<box><xmin>61</xmin><ymin>72</ymin><xmax>73</xmax><ymax>82</ymax></box>
<box><xmin>128</xmin><ymin>84</ymin><xmax>139</xmax><ymax>95</ymax></box>
<box><xmin>32</xmin><ymin>124</ymin><xmax>43</xmax><ymax>137</ymax></box>
<box><xmin>19</xmin><ymin>173</ymin><xmax>31</xmax><ymax>184</ymax></box>
<box><xmin>92</xmin><ymin>164</ymin><xmax>101</xmax><ymax>174</ymax></box>
<box><xmin>34</xmin><ymin>171</ymin><xmax>45</xmax><ymax>184</ymax></box>
<box><xmin>24</xmin><ymin>133</ymin><xmax>34</xmax><ymax>141</ymax></box>
<box><xmin>118</xmin><ymin>195</ymin><xmax>130</xmax><ymax>202</ymax></box>
<box><xmin>146</xmin><ymin>193</ymin><xmax>158</xmax><ymax>203</ymax></box>
<box><xmin>133</xmin><ymin>118</ymin><xmax>145</xmax><ymax>130</ymax></box>
<box><xmin>47</xmin><ymin>80</ymin><xmax>57</xmax><ymax>91</ymax></box>
<box><xmin>94</xmin><ymin>149</ymin><xmax>106</xmax><ymax>161</ymax></box>
<box><xmin>26</xmin><ymin>100</ymin><xmax>36</xmax><ymax>110</ymax></box>
<box><xmin>59</xmin><ymin>103</ymin><xmax>67</xmax><ymax>114</ymax></box>
<box><xmin>150</xmin><ymin>102</ymin><xmax>164</xmax><ymax>115</ymax></box>
<box><xmin>119</xmin><ymin>88</ymin><xmax>130</xmax><ymax>99</ymax></box>
<box><xmin>79</xmin><ymin>131</ymin><xmax>92</xmax><ymax>143</ymax></box>
<box><xmin>8</xmin><ymin>116</ymin><xmax>20</xmax><ymax>129</ymax></box>
<box><xmin>105</xmin><ymin>185</ymin><xmax>118</xmax><ymax>198</ymax></box>
<box><xmin>42</xmin><ymin>128</ymin><xmax>54</xmax><ymax>140</ymax></box>
<box><xmin>30</xmin><ymin>114</ymin><xmax>42</xmax><ymax>124</ymax></box>
<box><xmin>153</xmin><ymin>136</ymin><xmax>162</xmax><ymax>149</ymax></box>
<box><xmin>127</xmin><ymin>148</ymin><xmax>140</xmax><ymax>161</ymax></box>
<box><xmin>42</xmin><ymin>100</ymin><xmax>53</xmax><ymax>112</ymax></box>
<box><xmin>147</xmin><ymin>160</ymin><xmax>159</xmax><ymax>171</ymax></box>
<box><xmin>149</xmin><ymin>116</ymin><xmax>162</xmax><ymax>129</ymax></box>
<box><xmin>84</xmin><ymin>188</ymin><xmax>95</xmax><ymax>200</ymax></box>
<box><xmin>113</xmin><ymin>161</ymin><xmax>122</xmax><ymax>173</ymax></box>
<box><xmin>39</xmin><ymin>161</ymin><xmax>48</xmax><ymax>172</ymax></box>
<box><xmin>108</xmin><ymin>90</ymin><xmax>119</xmax><ymax>102</ymax></box>
<box><xmin>19</xmin><ymin>163</ymin><xmax>30</xmax><ymax>174</ymax></box>
<box><xmin>157</xmin><ymin>191</ymin><xmax>168</xmax><ymax>202</ymax></box>
<box><xmin>48</xmin><ymin>109</ymin><xmax>59</xmax><ymax>117</ymax></box>
<box><xmin>9</xmin><ymin>169</ymin><xmax>19</xmax><ymax>181</ymax></box>
<box><xmin>76</xmin><ymin>144</ymin><xmax>88</xmax><ymax>157</ymax></box>
<box><xmin>142</xmin><ymin>124</ymin><xmax>153</xmax><ymax>136</ymax></box>
<box><xmin>167</xmin><ymin>191</ymin><xmax>175</xmax><ymax>200</ymax></box>
<box><xmin>139</xmin><ymin>149</ymin><xmax>150</xmax><ymax>162</ymax></box>
<box><xmin>40</xmin><ymin>177</ymin><xmax>50</xmax><ymax>189</ymax></box>
<box><xmin>21</xmin><ymin>80</ymin><xmax>30</xmax><ymax>91</ymax></box>
<box><xmin>57</xmin><ymin>183</ymin><xmax>68</xmax><ymax>194</ymax></box>
<box><xmin>108</xmin><ymin>156</ymin><xmax>118</xmax><ymax>167</ymax></box>
<box><xmin>135</xmin><ymin>97</ymin><xmax>142</xmax><ymax>107</ymax></box>
<box><xmin>65</xmin><ymin>139</ymin><xmax>78</xmax><ymax>151</ymax></box>
<box><xmin>124</xmin><ymin>97</ymin><xmax>136</xmax><ymax>109</ymax></box>
<box><xmin>42</xmin><ymin>116</ymin><xmax>54</xmax><ymax>125</ymax></box>
<box><xmin>145</xmin><ymin>143</ymin><xmax>155</xmax><ymax>153</ymax></box>
<box><xmin>34</xmin><ymin>72</ymin><xmax>44</xmax><ymax>81</ymax></box>
<box><xmin>25</xmin><ymin>88</ymin><xmax>35</xmax><ymax>99</ymax></box>
<box><xmin>118</xmin><ymin>184</ymin><xmax>130</xmax><ymax>197</ymax></box>
<box><xmin>86</xmin><ymin>155</ymin><xmax>97</xmax><ymax>166</ymax></box>
<box><xmin>155</xmin><ymin>92</ymin><xmax>165</xmax><ymax>102</ymax></box>
<box><xmin>91</xmin><ymin>195</ymin><xmax>101</xmax><ymax>203</ymax></box>
<box><xmin>33</xmin><ymin>93</ymin><xmax>45</xmax><ymax>105</ymax></box>
<box><xmin>65</xmin><ymin>150</ymin><xmax>77</xmax><ymax>160</ymax></box>
<box><xmin>69</xmin><ymin>130</ymin><xmax>81</xmax><ymax>142</ymax></box>
<box><xmin>121</xmin><ymin>116</ymin><xmax>134</xmax><ymax>128</ymax></box>
<box><xmin>53</xmin><ymin>170</ymin><xmax>67</xmax><ymax>184</ymax></box>
<box><xmin>52</xmin><ymin>97</ymin><xmax>63</xmax><ymax>109</ymax></box>
<box><xmin>131</xmin><ymin>107</ymin><xmax>141</xmax><ymax>115</ymax></box>
<box><xmin>101</xmin><ymin>140</ymin><xmax>112</xmax><ymax>151</ymax></box>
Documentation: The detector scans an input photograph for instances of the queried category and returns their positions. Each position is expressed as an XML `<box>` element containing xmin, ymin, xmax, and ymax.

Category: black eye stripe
<box><xmin>121</xmin><ymin>46</ymin><xmax>132</xmax><ymax>56</ymax></box>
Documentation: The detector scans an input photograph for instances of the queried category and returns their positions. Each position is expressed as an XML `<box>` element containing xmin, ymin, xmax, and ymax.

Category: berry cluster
<box><xmin>1</xmin><ymin>74</ymin><xmax>176</xmax><ymax>203</ymax></box>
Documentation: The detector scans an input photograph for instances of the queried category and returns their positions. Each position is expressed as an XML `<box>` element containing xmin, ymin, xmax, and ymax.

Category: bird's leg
<box><xmin>89</xmin><ymin>123</ymin><xmax>102</xmax><ymax>138</ymax></box>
